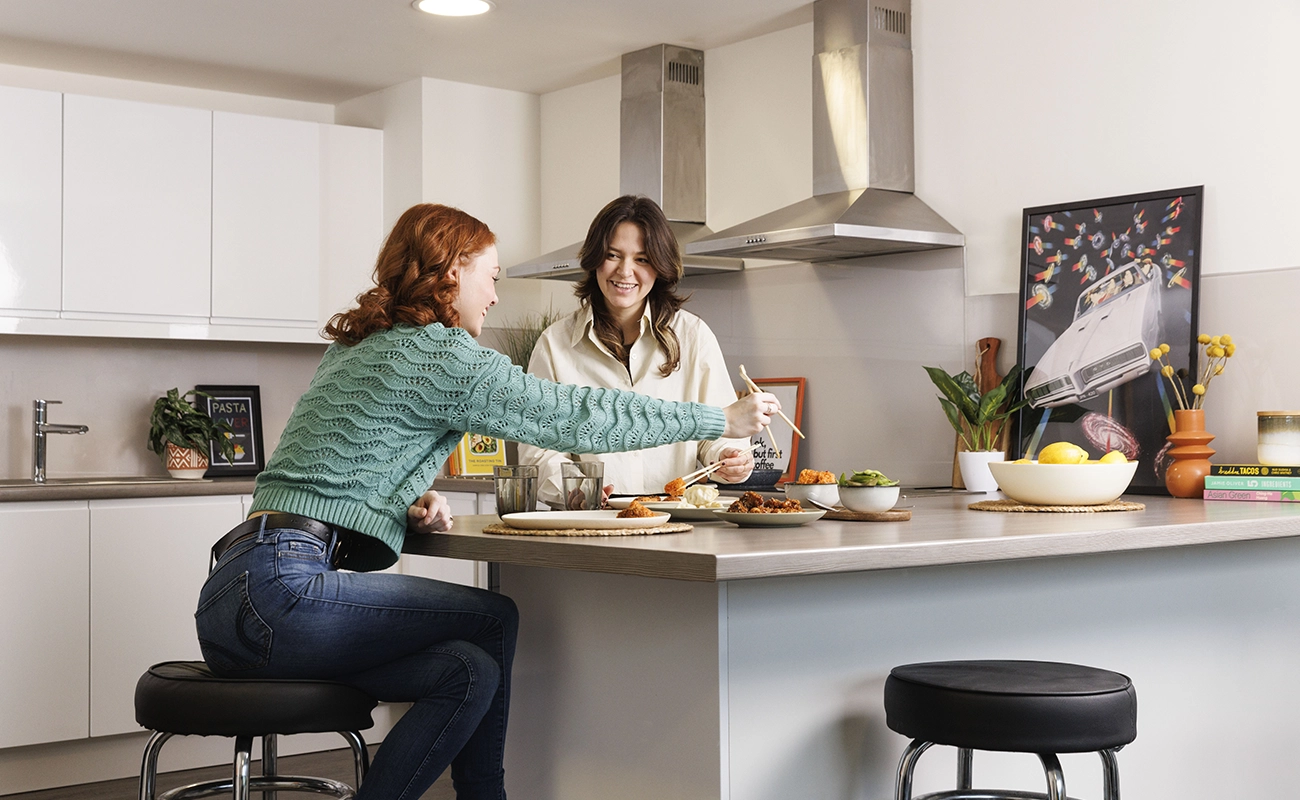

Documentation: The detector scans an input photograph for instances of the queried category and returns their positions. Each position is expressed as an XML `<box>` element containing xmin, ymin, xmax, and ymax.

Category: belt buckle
<box><xmin>329</xmin><ymin>531</ymin><xmax>348</xmax><ymax>568</ymax></box>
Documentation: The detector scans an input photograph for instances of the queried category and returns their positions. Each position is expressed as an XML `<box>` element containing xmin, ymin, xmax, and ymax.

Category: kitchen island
<box><xmin>403</xmin><ymin>494</ymin><xmax>1300</xmax><ymax>800</ymax></box>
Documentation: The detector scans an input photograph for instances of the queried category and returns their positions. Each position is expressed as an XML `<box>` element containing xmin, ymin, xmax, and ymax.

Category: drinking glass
<box><xmin>494</xmin><ymin>464</ymin><xmax>539</xmax><ymax>516</ymax></box>
<box><xmin>561</xmin><ymin>461</ymin><xmax>604</xmax><ymax>511</ymax></box>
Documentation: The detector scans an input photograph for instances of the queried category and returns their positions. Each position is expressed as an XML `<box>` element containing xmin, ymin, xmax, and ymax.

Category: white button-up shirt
<box><xmin>517</xmin><ymin>305</ymin><xmax>751</xmax><ymax>506</ymax></box>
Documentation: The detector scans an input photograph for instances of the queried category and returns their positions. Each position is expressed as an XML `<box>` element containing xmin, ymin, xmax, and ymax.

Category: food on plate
<box><xmin>664</xmin><ymin>477</ymin><xmax>686</xmax><ymax>498</ymax></box>
<box><xmin>680</xmin><ymin>484</ymin><xmax>727</xmax><ymax>509</ymax></box>
<box><xmin>617</xmin><ymin>500</ymin><xmax>657</xmax><ymax>519</ymax></box>
<box><xmin>838</xmin><ymin>469</ymin><xmax>899</xmax><ymax>487</ymax></box>
<box><xmin>795</xmin><ymin>469</ymin><xmax>836</xmax><ymax>485</ymax></box>
<box><xmin>727</xmin><ymin>491</ymin><xmax>804</xmax><ymax>514</ymax></box>
<box><xmin>634</xmin><ymin>495</ymin><xmax>669</xmax><ymax>503</ymax></box>
<box><xmin>1037</xmin><ymin>441</ymin><xmax>1089</xmax><ymax>464</ymax></box>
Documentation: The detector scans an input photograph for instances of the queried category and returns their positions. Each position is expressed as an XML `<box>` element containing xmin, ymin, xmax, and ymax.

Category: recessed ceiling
<box><xmin>0</xmin><ymin>0</ymin><xmax>812</xmax><ymax>103</ymax></box>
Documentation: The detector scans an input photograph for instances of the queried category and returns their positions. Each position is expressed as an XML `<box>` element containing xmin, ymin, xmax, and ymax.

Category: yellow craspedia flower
<box><xmin>1197</xmin><ymin>334</ymin><xmax>1211</xmax><ymax>344</ymax></box>
<box><xmin>1193</xmin><ymin>384</ymin><xmax>1206</xmax><ymax>396</ymax></box>
<box><xmin>1220</xmin><ymin>334</ymin><xmax>1233</xmax><ymax>345</ymax></box>
<box><xmin>1208</xmin><ymin>346</ymin><xmax>1225</xmax><ymax>358</ymax></box>
<box><xmin>1225</xmin><ymin>343</ymin><xmax>1236</xmax><ymax>357</ymax></box>
<box><xmin>1149</xmin><ymin>348</ymin><xmax>1162</xmax><ymax>360</ymax></box>
<box><xmin>1160</xmin><ymin>343</ymin><xmax>1171</xmax><ymax>354</ymax></box>
<box><xmin>1162</xmin><ymin>365</ymin><xmax>1175</xmax><ymax>377</ymax></box>
<box><xmin>1214</xmin><ymin>364</ymin><xmax>1224</xmax><ymax>375</ymax></box>
<box><xmin>1210</xmin><ymin>335</ymin><xmax>1222</xmax><ymax>346</ymax></box>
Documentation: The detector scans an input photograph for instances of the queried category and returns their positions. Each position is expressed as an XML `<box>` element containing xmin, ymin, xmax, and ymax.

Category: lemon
<box><xmin>1099</xmin><ymin>450</ymin><xmax>1128</xmax><ymax>464</ymax></box>
<box><xmin>1038</xmin><ymin>441</ymin><xmax>1089</xmax><ymax>464</ymax></box>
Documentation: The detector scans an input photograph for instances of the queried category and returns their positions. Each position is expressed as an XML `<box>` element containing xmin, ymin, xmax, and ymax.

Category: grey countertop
<box><xmin>401</xmin><ymin>494</ymin><xmax>1300</xmax><ymax>582</ymax></box>
<box><xmin>0</xmin><ymin>474</ymin><xmax>494</xmax><ymax>503</ymax></box>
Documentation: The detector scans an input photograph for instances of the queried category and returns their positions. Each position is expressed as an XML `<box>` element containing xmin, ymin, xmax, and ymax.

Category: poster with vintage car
<box><xmin>1012</xmin><ymin>186</ymin><xmax>1202</xmax><ymax>494</ymax></box>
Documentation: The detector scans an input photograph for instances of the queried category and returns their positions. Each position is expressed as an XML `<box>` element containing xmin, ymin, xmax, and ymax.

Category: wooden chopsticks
<box><xmin>737</xmin><ymin>365</ymin><xmax>805</xmax><ymax>460</ymax></box>
<box><xmin>675</xmin><ymin>442</ymin><xmax>762</xmax><ymax>491</ymax></box>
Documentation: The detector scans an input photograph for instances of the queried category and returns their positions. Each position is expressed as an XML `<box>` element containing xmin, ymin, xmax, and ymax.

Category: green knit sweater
<box><xmin>251</xmin><ymin>323</ymin><xmax>726</xmax><ymax>570</ymax></box>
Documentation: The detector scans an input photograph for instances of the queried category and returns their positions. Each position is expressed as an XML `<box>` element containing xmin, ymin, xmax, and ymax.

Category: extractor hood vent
<box><xmin>509</xmin><ymin>44</ymin><xmax>743</xmax><ymax>280</ymax></box>
<box><xmin>685</xmin><ymin>0</ymin><xmax>963</xmax><ymax>263</ymax></box>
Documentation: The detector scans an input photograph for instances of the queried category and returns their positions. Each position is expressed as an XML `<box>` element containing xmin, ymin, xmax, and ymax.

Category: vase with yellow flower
<box><xmin>1149</xmin><ymin>334</ymin><xmax>1237</xmax><ymax>497</ymax></box>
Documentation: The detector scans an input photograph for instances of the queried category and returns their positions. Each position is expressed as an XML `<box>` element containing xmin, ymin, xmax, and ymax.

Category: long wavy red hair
<box><xmin>324</xmin><ymin>204</ymin><xmax>496</xmax><ymax>345</ymax></box>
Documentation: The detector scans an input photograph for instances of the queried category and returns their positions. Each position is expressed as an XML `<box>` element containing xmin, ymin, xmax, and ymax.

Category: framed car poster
<box><xmin>1011</xmin><ymin>186</ymin><xmax>1202</xmax><ymax>494</ymax></box>
<box><xmin>195</xmin><ymin>385</ymin><xmax>265</xmax><ymax>477</ymax></box>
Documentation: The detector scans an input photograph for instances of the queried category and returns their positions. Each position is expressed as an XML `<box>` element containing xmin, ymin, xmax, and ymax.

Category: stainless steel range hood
<box><xmin>685</xmin><ymin>0</ymin><xmax>963</xmax><ymax>263</ymax></box>
<box><xmin>508</xmin><ymin>44</ymin><xmax>743</xmax><ymax>279</ymax></box>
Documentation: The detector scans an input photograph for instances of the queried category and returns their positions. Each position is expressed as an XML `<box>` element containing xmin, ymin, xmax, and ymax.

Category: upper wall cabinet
<box><xmin>320</xmin><ymin>124</ymin><xmax>384</xmax><ymax>326</ymax></box>
<box><xmin>0</xmin><ymin>86</ymin><xmax>63</xmax><ymax>315</ymax></box>
<box><xmin>212</xmin><ymin>111</ymin><xmax>320</xmax><ymax>328</ymax></box>
<box><xmin>62</xmin><ymin>94</ymin><xmax>213</xmax><ymax>319</ymax></box>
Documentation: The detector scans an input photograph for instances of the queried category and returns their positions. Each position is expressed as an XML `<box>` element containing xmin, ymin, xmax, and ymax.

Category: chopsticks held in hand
<box><xmin>738</xmin><ymin>364</ymin><xmax>805</xmax><ymax>459</ymax></box>
<box><xmin>674</xmin><ymin>442</ymin><xmax>762</xmax><ymax>492</ymax></box>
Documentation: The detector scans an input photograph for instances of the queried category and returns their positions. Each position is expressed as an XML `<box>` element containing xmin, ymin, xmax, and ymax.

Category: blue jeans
<box><xmin>194</xmin><ymin>522</ymin><xmax>517</xmax><ymax>800</ymax></box>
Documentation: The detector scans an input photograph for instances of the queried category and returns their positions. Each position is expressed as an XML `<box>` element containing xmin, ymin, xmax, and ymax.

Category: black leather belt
<box><xmin>211</xmin><ymin>512</ymin><xmax>347</xmax><ymax>567</ymax></box>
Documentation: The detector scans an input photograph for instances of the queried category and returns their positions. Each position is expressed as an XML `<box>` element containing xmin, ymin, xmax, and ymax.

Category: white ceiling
<box><xmin>0</xmin><ymin>0</ymin><xmax>812</xmax><ymax>103</ymax></box>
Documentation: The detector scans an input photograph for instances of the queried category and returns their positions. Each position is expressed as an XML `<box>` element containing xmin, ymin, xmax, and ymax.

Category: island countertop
<box><xmin>402</xmin><ymin>493</ymin><xmax>1300</xmax><ymax>581</ymax></box>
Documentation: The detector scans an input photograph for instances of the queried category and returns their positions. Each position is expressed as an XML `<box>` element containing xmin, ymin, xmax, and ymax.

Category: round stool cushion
<box><xmin>135</xmin><ymin>661</ymin><xmax>377</xmax><ymax>737</ymax></box>
<box><xmin>884</xmin><ymin>660</ymin><xmax>1136</xmax><ymax>753</ymax></box>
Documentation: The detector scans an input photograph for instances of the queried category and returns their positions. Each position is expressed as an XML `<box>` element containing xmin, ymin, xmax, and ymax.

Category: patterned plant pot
<box><xmin>165</xmin><ymin>442</ymin><xmax>209</xmax><ymax>480</ymax></box>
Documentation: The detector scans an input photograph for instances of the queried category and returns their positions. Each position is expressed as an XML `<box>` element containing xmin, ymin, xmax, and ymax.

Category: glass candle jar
<box><xmin>1257</xmin><ymin>411</ymin><xmax>1300</xmax><ymax>466</ymax></box>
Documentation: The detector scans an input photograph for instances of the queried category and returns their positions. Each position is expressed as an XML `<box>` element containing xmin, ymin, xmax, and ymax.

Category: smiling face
<box><xmin>596</xmin><ymin>221</ymin><xmax>656</xmax><ymax>325</ymax></box>
<box><xmin>451</xmin><ymin>245</ymin><xmax>500</xmax><ymax>337</ymax></box>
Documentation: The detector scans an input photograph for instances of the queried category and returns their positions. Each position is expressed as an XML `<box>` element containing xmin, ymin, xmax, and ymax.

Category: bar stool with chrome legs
<box><xmin>883</xmin><ymin>660</ymin><xmax>1137</xmax><ymax>800</ymax></box>
<box><xmin>134</xmin><ymin>660</ymin><xmax>376</xmax><ymax>800</ymax></box>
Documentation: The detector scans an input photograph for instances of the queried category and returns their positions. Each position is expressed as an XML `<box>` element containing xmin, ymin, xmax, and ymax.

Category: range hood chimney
<box><xmin>685</xmin><ymin>0</ymin><xmax>963</xmax><ymax>263</ymax></box>
<box><xmin>508</xmin><ymin>44</ymin><xmax>743</xmax><ymax>279</ymax></box>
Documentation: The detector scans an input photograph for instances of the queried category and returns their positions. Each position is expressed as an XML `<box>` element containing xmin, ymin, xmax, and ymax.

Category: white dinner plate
<box><xmin>501</xmin><ymin>510</ymin><xmax>671</xmax><ymax>530</ymax></box>
<box><xmin>712</xmin><ymin>509</ymin><xmax>826</xmax><ymax>528</ymax></box>
<box><xmin>606</xmin><ymin>496</ymin><xmax>669</xmax><ymax>510</ymax></box>
<box><xmin>643</xmin><ymin>501</ymin><xmax>728</xmax><ymax>521</ymax></box>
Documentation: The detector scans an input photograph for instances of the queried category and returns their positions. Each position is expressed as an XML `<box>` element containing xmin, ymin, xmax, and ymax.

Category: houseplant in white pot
<box><xmin>148</xmin><ymin>388</ymin><xmax>236</xmax><ymax>479</ymax></box>
<box><xmin>923</xmin><ymin>364</ymin><xmax>1026</xmax><ymax>492</ymax></box>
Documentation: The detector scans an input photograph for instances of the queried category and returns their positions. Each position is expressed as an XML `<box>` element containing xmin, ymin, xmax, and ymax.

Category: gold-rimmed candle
<box><xmin>1257</xmin><ymin>411</ymin><xmax>1300</xmax><ymax>466</ymax></box>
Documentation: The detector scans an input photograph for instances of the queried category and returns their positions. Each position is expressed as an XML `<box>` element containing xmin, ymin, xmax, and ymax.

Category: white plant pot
<box><xmin>957</xmin><ymin>450</ymin><xmax>1004</xmax><ymax>493</ymax></box>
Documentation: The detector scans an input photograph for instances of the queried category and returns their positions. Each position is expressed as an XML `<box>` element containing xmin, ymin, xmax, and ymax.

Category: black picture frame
<box><xmin>195</xmin><ymin>385</ymin><xmax>265</xmax><ymax>477</ymax></box>
<box><xmin>1012</xmin><ymin>186</ymin><xmax>1203</xmax><ymax>495</ymax></box>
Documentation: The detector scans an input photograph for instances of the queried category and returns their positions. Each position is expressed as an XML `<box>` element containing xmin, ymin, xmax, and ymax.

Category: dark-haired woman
<box><xmin>193</xmin><ymin>203</ymin><xmax>778</xmax><ymax>800</ymax></box>
<box><xmin>519</xmin><ymin>195</ymin><xmax>754</xmax><ymax>507</ymax></box>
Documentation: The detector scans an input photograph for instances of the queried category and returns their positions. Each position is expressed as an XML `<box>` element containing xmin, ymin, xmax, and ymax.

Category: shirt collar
<box><xmin>570</xmin><ymin>303</ymin><xmax>653</xmax><ymax>350</ymax></box>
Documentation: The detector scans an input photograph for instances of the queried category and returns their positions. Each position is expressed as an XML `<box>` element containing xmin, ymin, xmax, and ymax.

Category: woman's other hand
<box><xmin>407</xmin><ymin>490</ymin><xmax>453</xmax><ymax>533</ymax></box>
<box><xmin>711</xmin><ymin>447</ymin><xmax>755</xmax><ymax>484</ymax></box>
<box><xmin>723</xmin><ymin>392</ymin><xmax>778</xmax><ymax>438</ymax></box>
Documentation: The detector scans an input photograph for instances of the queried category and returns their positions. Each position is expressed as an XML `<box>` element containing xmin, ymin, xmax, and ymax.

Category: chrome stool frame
<box><xmin>893</xmin><ymin>739</ymin><xmax>1123</xmax><ymax>800</ymax></box>
<box><xmin>138</xmin><ymin>729</ymin><xmax>369</xmax><ymax>800</ymax></box>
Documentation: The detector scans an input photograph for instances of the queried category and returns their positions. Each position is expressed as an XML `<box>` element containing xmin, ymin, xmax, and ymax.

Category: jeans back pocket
<box><xmin>194</xmin><ymin>571</ymin><xmax>273</xmax><ymax>674</ymax></box>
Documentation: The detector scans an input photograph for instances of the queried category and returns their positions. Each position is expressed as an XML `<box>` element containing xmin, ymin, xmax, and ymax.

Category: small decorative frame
<box><xmin>1012</xmin><ymin>186</ymin><xmax>1203</xmax><ymax>494</ymax></box>
<box><xmin>194</xmin><ymin>385</ymin><xmax>265</xmax><ymax>477</ymax></box>
<box><xmin>733</xmin><ymin>377</ymin><xmax>806</xmax><ymax>489</ymax></box>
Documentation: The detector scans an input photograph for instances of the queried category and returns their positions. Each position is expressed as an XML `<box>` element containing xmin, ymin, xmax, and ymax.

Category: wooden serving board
<box><xmin>820</xmin><ymin>508</ymin><xmax>912</xmax><ymax>522</ymax></box>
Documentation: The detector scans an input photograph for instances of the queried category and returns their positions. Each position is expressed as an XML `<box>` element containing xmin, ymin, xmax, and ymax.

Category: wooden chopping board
<box><xmin>952</xmin><ymin>337</ymin><xmax>1011</xmax><ymax>489</ymax></box>
<box><xmin>820</xmin><ymin>508</ymin><xmax>912</xmax><ymax>522</ymax></box>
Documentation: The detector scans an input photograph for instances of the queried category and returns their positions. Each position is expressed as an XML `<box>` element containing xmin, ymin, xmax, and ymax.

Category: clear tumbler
<box><xmin>493</xmin><ymin>464</ymin><xmax>539</xmax><ymax>516</ymax></box>
<box><xmin>561</xmin><ymin>461</ymin><xmax>604</xmax><ymax>510</ymax></box>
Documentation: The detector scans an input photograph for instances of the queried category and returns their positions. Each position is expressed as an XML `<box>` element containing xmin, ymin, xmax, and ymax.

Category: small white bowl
<box><xmin>986</xmin><ymin>460</ymin><xmax>1138</xmax><ymax>506</ymax></box>
<box><xmin>783</xmin><ymin>482</ymin><xmax>840</xmax><ymax>509</ymax></box>
<box><xmin>837</xmin><ymin>484</ymin><xmax>900</xmax><ymax>513</ymax></box>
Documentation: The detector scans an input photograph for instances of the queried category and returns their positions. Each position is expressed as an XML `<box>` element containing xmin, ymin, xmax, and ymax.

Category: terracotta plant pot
<box><xmin>1165</xmin><ymin>409</ymin><xmax>1215</xmax><ymax>498</ymax></box>
<box><xmin>165</xmin><ymin>442</ymin><xmax>209</xmax><ymax>480</ymax></box>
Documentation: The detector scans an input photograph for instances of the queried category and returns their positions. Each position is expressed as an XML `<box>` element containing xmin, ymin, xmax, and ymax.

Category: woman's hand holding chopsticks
<box><xmin>723</xmin><ymin>391</ymin><xmax>780</xmax><ymax>438</ymax></box>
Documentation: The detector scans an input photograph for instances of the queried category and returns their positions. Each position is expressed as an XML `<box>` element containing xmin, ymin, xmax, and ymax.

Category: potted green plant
<box><xmin>923</xmin><ymin>364</ymin><xmax>1027</xmax><ymax>492</ymax></box>
<box><xmin>148</xmin><ymin>388</ymin><xmax>236</xmax><ymax>479</ymax></box>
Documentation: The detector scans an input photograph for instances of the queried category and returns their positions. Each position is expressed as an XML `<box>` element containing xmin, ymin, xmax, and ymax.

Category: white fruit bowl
<box><xmin>783</xmin><ymin>482</ymin><xmax>840</xmax><ymax>509</ymax></box>
<box><xmin>987</xmin><ymin>460</ymin><xmax>1139</xmax><ymax>506</ymax></box>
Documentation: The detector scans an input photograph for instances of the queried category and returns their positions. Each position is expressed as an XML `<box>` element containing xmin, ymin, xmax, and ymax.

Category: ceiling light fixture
<box><xmin>413</xmin><ymin>0</ymin><xmax>493</xmax><ymax>16</ymax></box>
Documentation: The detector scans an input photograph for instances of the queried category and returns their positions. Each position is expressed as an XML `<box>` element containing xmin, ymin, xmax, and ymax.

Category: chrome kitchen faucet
<box><xmin>33</xmin><ymin>399</ymin><xmax>89</xmax><ymax>483</ymax></box>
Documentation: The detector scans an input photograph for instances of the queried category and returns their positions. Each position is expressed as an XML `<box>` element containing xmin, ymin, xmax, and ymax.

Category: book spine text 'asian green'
<box><xmin>1203</xmin><ymin>489</ymin><xmax>1300</xmax><ymax>503</ymax></box>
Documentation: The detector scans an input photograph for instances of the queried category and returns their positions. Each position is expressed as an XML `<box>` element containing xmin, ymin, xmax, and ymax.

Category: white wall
<box><xmin>538</xmin><ymin>75</ymin><xmax>620</xmax><ymax>253</ymax></box>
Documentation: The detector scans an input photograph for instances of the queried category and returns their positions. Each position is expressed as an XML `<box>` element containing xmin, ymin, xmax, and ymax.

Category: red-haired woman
<box><xmin>520</xmin><ymin>195</ymin><xmax>755</xmax><ymax>507</ymax></box>
<box><xmin>193</xmin><ymin>203</ymin><xmax>778</xmax><ymax>800</ymax></box>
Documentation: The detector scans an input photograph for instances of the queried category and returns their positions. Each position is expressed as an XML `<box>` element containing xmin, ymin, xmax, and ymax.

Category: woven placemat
<box><xmin>968</xmin><ymin>499</ymin><xmax>1145</xmax><ymax>513</ymax></box>
<box><xmin>821</xmin><ymin>508</ymin><xmax>912</xmax><ymax>521</ymax></box>
<box><xmin>482</xmin><ymin>521</ymin><xmax>694</xmax><ymax>537</ymax></box>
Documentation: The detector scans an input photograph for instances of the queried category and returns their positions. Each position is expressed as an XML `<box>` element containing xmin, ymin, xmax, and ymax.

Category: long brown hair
<box><xmin>575</xmin><ymin>195</ymin><xmax>687</xmax><ymax>376</ymax></box>
<box><xmin>324</xmin><ymin>204</ymin><xmax>496</xmax><ymax>345</ymax></box>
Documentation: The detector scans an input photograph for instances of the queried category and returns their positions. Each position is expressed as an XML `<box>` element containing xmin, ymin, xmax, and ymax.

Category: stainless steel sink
<box><xmin>0</xmin><ymin>476</ymin><xmax>194</xmax><ymax>487</ymax></box>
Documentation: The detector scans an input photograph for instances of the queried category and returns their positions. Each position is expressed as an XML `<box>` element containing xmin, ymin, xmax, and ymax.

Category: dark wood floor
<box><xmin>1</xmin><ymin>746</ymin><xmax>454</xmax><ymax>800</ymax></box>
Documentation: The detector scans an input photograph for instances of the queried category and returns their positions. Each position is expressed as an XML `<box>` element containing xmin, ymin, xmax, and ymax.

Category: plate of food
<box><xmin>712</xmin><ymin>491</ymin><xmax>826</xmax><ymax>527</ymax></box>
<box><xmin>643</xmin><ymin>484</ymin><xmax>730</xmax><ymax>521</ymax></box>
<box><xmin>501</xmin><ymin>510</ymin><xmax>670</xmax><ymax>530</ymax></box>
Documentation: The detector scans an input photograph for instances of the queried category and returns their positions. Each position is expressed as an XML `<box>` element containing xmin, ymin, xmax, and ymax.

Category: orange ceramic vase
<box><xmin>1165</xmin><ymin>409</ymin><xmax>1215</xmax><ymax>498</ymax></box>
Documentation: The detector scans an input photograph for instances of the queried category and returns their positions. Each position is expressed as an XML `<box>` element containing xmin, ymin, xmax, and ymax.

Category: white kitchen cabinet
<box><xmin>62</xmin><ymin>94</ymin><xmax>212</xmax><ymax>319</ymax></box>
<box><xmin>0</xmin><ymin>502</ymin><xmax>90</xmax><ymax>749</ymax></box>
<box><xmin>320</xmin><ymin>123</ymin><xmax>384</xmax><ymax>329</ymax></box>
<box><xmin>212</xmin><ymin>112</ymin><xmax>320</xmax><ymax>328</ymax></box>
<box><xmin>88</xmin><ymin>496</ymin><xmax>244</xmax><ymax>737</ymax></box>
<box><xmin>0</xmin><ymin>85</ymin><xmax>62</xmax><ymax>315</ymax></box>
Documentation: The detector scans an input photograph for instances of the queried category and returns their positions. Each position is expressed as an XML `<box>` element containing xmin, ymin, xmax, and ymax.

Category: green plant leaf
<box><xmin>147</xmin><ymin>388</ymin><xmax>236</xmax><ymax>466</ymax></box>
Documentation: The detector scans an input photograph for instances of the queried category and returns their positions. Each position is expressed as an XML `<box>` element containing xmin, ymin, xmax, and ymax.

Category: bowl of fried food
<box><xmin>783</xmin><ymin>469</ymin><xmax>840</xmax><ymax>509</ymax></box>
<box><xmin>836</xmin><ymin>469</ymin><xmax>901</xmax><ymax>513</ymax></box>
<box><xmin>987</xmin><ymin>444</ymin><xmax>1138</xmax><ymax>506</ymax></box>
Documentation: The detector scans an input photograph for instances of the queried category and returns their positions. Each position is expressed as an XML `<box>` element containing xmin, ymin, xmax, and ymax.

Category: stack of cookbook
<box><xmin>1202</xmin><ymin>464</ymin><xmax>1300</xmax><ymax>502</ymax></box>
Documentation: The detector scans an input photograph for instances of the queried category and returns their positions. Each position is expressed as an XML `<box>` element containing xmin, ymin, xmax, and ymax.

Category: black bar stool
<box><xmin>134</xmin><ymin>661</ymin><xmax>377</xmax><ymax>800</ymax></box>
<box><xmin>884</xmin><ymin>660</ymin><xmax>1137</xmax><ymax>800</ymax></box>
